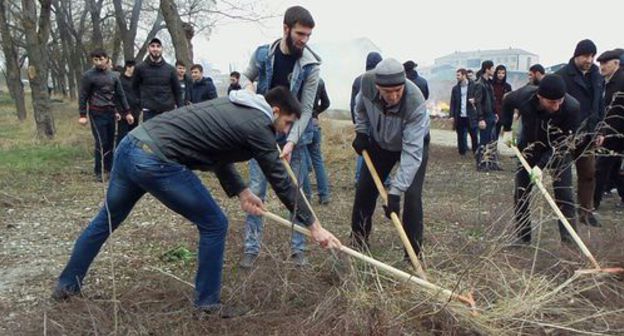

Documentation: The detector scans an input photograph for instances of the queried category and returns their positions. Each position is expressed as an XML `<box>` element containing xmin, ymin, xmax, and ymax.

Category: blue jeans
<box><xmin>306</xmin><ymin>123</ymin><xmax>330</xmax><ymax>201</ymax></box>
<box><xmin>90</xmin><ymin>113</ymin><xmax>116</xmax><ymax>176</ymax></box>
<box><xmin>244</xmin><ymin>145</ymin><xmax>309</xmax><ymax>255</ymax></box>
<box><xmin>455</xmin><ymin>117</ymin><xmax>479</xmax><ymax>155</ymax></box>
<box><xmin>56</xmin><ymin>135</ymin><xmax>228</xmax><ymax>307</ymax></box>
<box><xmin>478</xmin><ymin>116</ymin><xmax>496</xmax><ymax>146</ymax></box>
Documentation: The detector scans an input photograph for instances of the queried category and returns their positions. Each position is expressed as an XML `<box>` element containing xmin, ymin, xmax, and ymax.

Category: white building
<box><xmin>434</xmin><ymin>48</ymin><xmax>539</xmax><ymax>72</ymax></box>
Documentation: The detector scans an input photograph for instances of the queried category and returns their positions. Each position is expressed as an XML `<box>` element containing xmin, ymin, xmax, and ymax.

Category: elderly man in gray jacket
<box><xmin>351</xmin><ymin>58</ymin><xmax>430</xmax><ymax>258</ymax></box>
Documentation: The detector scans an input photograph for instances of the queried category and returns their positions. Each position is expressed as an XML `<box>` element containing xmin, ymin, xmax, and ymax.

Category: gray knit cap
<box><xmin>374</xmin><ymin>58</ymin><xmax>405</xmax><ymax>87</ymax></box>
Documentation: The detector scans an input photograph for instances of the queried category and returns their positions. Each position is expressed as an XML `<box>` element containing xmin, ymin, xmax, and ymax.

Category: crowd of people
<box><xmin>51</xmin><ymin>5</ymin><xmax>623</xmax><ymax>318</ymax></box>
<box><xmin>448</xmin><ymin>40</ymin><xmax>624</xmax><ymax>244</ymax></box>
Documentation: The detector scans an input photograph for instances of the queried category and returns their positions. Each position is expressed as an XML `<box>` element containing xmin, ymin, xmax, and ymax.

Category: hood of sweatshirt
<box><xmin>228</xmin><ymin>90</ymin><xmax>274</xmax><ymax>121</ymax></box>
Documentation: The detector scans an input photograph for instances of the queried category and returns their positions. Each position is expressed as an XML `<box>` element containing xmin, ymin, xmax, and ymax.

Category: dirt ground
<box><xmin>1</xmin><ymin>114</ymin><xmax>624</xmax><ymax>335</ymax></box>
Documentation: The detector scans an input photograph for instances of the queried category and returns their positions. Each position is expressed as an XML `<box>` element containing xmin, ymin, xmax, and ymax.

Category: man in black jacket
<box><xmin>594</xmin><ymin>49</ymin><xmax>624</xmax><ymax>209</ymax></box>
<box><xmin>555</xmin><ymin>39</ymin><xmax>605</xmax><ymax>227</ymax></box>
<box><xmin>186</xmin><ymin>64</ymin><xmax>218</xmax><ymax>104</ymax></box>
<box><xmin>351</xmin><ymin>52</ymin><xmax>383</xmax><ymax>183</ymax></box>
<box><xmin>132</xmin><ymin>38</ymin><xmax>183</xmax><ymax>122</ymax></box>
<box><xmin>404</xmin><ymin>60</ymin><xmax>429</xmax><ymax>100</ymax></box>
<box><xmin>78</xmin><ymin>49</ymin><xmax>132</xmax><ymax>182</ymax></box>
<box><xmin>116</xmin><ymin>60</ymin><xmax>140</xmax><ymax>143</ymax></box>
<box><xmin>53</xmin><ymin>87</ymin><xmax>341</xmax><ymax>316</ymax></box>
<box><xmin>501</xmin><ymin>75</ymin><xmax>580</xmax><ymax>245</ymax></box>
<box><xmin>450</xmin><ymin>68</ymin><xmax>479</xmax><ymax>155</ymax></box>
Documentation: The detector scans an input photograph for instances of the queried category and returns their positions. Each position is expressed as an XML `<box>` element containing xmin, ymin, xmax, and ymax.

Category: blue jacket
<box><xmin>241</xmin><ymin>39</ymin><xmax>321</xmax><ymax>145</ymax></box>
<box><xmin>556</xmin><ymin>59</ymin><xmax>605</xmax><ymax>132</ymax></box>
<box><xmin>186</xmin><ymin>77</ymin><xmax>217</xmax><ymax>104</ymax></box>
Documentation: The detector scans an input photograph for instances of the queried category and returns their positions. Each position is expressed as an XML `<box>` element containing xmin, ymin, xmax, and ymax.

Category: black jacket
<box><xmin>78</xmin><ymin>68</ymin><xmax>129</xmax><ymax>117</ymax></box>
<box><xmin>133</xmin><ymin>96</ymin><xmax>314</xmax><ymax>225</ymax></box>
<box><xmin>350</xmin><ymin>74</ymin><xmax>364</xmax><ymax>124</ymax></box>
<box><xmin>502</xmin><ymin>85</ymin><xmax>580</xmax><ymax>168</ymax></box>
<box><xmin>186</xmin><ymin>77</ymin><xmax>218</xmax><ymax>104</ymax></box>
<box><xmin>449</xmin><ymin>80</ymin><xmax>478</xmax><ymax>128</ymax></box>
<box><xmin>555</xmin><ymin>59</ymin><xmax>605</xmax><ymax>132</ymax></box>
<box><xmin>132</xmin><ymin>57</ymin><xmax>183</xmax><ymax>113</ymax></box>
<box><xmin>120</xmin><ymin>74</ymin><xmax>140</xmax><ymax>112</ymax></box>
<box><xmin>313</xmin><ymin>78</ymin><xmax>330</xmax><ymax>119</ymax></box>
<box><xmin>600</xmin><ymin>67</ymin><xmax>624</xmax><ymax>152</ymax></box>
<box><xmin>474</xmin><ymin>77</ymin><xmax>496</xmax><ymax>122</ymax></box>
<box><xmin>227</xmin><ymin>83</ymin><xmax>241</xmax><ymax>94</ymax></box>
<box><xmin>405</xmin><ymin>69</ymin><xmax>429</xmax><ymax>100</ymax></box>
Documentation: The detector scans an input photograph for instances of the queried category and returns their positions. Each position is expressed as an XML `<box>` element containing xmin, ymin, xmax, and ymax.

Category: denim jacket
<box><xmin>241</xmin><ymin>39</ymin><xmax>321</xmax><ymax>145</ymax></box>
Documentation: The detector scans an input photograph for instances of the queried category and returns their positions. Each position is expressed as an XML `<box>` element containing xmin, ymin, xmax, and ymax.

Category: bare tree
<box><xmin>0</xmin><ymin>0</ymin><xmax>27</xmax><ymax>120</ymax></box>
<box><xmin>159</xmin><ymin>0</ymin><xmax>192</xmax><ymax>67</ymax></box>
<box><xmin>22</xmin><ymin>0</ymin><xmax>55</xmax><ymax>138</ymax></box>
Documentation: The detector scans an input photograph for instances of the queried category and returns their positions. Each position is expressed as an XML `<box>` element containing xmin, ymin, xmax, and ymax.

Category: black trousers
<box><xmin>514</xmin><ymin>158</ymin><xmax>577</xmax><ymax>242</ymax></box>
<box><xmin>351</xmin><ymin>139</ymin><xmax>429</xmax><ymax>255</ymax></box>
<box><xmin>594</xmin><ymin>156</ymin><xmax>624</xmax><ymax>208</ymax></box>
<box><xmin>116</xmin><ymin>109</ymin><xmax>140</xmax><ymax>145</ymax></box>
<box><xmin>456</xmin><ymin>117</ymin><xmax>478</xmax><ymax>155</ymax></box>
<box><xmin>89</xmin><ymin>113</ymin><xmax>116</xmax><ymax>176</ymax></box>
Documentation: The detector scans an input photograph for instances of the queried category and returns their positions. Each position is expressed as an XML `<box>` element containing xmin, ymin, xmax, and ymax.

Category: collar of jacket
<box><xmin>267</xmin><ymin>38</ymin><xmax>322</xmax><ymax>68</ymax></box>
<box><xmin>566</xmin><ymin>57</ymin><xmax>599</xmax><ymax>77</ymax></box>
<box><xmin>146</xmin><ymin>57</ymin><xmax>166</xmax><ymax>66</ymax></box>
<box><xmin>606</xmin><ymin>66</ymin><xmax>624</xmax><ymax>84</ymax></box>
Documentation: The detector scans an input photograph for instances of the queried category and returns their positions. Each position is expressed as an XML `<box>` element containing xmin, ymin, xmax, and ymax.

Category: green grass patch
<box><xmin>0</xmin><ymin>92</ymin><xmax>15</xmax><ymax>105</ymax></box>
<box><xmin>0</xmin><ymin>144</ymin><xmax>89</xmax><ymax>173</ymax></box>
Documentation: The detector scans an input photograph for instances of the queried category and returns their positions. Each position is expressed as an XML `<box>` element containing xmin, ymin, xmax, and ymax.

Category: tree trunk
<box><xmin>0</xmin><ymin>0</ymin><xmax>27</xmax><ymax>120</ymax></box>
<box><xmin>86</xmin><ymin>0</ymin><xmax>104</xmax><ymax>49</ymax></box>
<box><xmin>113</xmin><ymin>0</ymin><xmax>143</xmax><ymax>62</ymax></box>
<box><xmin>22</xmin><ymin>0</ymin><xmax>55</xmax><ymax>139</ymax></box>
<box><xmin>160</xmin><ymin>0</ymin><xmax>192</xmax><ymax>67</ymax></box>
<box><xmin>53</xmin><ymin>0</ymin><xmax>76</xmax><ymax>100</ymax></box>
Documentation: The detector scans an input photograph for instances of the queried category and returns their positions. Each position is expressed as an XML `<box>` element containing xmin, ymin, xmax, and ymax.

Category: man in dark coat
<box><xmin>594</xmin><ymin>49</ymin><xmax>624</xmax><ymax>209</ymax></box>
<box><xmin>132</xmin><ymin>38</ymin><xmax>183</xmax><ymax>122</ymax></box>
<box><xmin>117</xmin><ymin>60</ymin><xmax>141</xmax><ymax>143</ymax></box>
<box><xmin>555</xmin><ymin>39</ymin><xmax>605</xmax><ymax>226</ymax></box>
<box><xmin>350</xmin><ymin>51</ymin><xmax>383</xmax><ymax>183</ymax></box>
<box><xmin>501</xmin><ymin>75</ymin><xmax>580</xmax><ymax>245</ymax></box>
<box><xmin>404</xmin><ymin>60</ymin><xmax>429</xmax><ymax>100</ymax></box>
<box><xmin>449</xmin><ymin>68</ymin><xmax>479</xmax><ymax>155</ymax></box>
<box><xmin>186</xmin><ymin>64</ymin><xmax>218</xmax><ymax>104</ymax></box>
<box><xmin>78</xmin><ymin>49</ymin><xmax>132</xmax><ymax>182</ymax></box>
<box><xmin>492</xmin><ymin>64</ymin><xmax>513</xmax><ymax>139</ymax></box>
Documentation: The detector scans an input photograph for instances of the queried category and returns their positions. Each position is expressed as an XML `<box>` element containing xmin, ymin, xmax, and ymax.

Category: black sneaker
<box><xmin>580</xmin><ymin>212</ymin><xmax>602</xmax><ymax>227</ymax></box>
<box><xmin>238</xmin><ymin>253</ymin><xmax>258</xmax><ymax>269</ymax></box>
<box><xmin>290</xmin><ymin>252</ymin><xmax>308</xmax><ymax>267</ymax></box>
<box><xmin>94</xmin><ymin>175</ymin><xmax>103</xmax><ymax>183</ymax></box>
<box><xmin>196</xmin><ymin>303</ymin><xmax>251</xmax><ymax>319</ymax></box>
<box><xmin>561</xmin><ymin>235</ymin><xmax>575</xmax><ymax>246</ymax></box>
<box><xmin>51</xmin><ymin>286</ymin><xmax>80</xmax><ymax>302</ymax></box>
<box><xmin>319</xmin><ymin>197</ymin><xmax>331</xmax><ymax>205</ymax></box>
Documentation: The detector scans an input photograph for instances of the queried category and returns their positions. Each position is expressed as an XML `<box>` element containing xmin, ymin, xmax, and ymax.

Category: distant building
<box><xmin>434</xmin><ymin>48</ymin><xmax>540</xmax><ymax>72</ymax></box>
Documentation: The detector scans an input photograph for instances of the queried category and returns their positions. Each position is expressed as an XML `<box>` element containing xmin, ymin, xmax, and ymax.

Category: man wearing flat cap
<box><xmin>350</xmin><ymin>58</ymin><xmax>430</xmax><ymax>259</ymax></box>
<box><xmin>501</xmin><ymin>74</ymin><xmax>580</xmax><ymax>246</ymax></box>
<box><xmin>556</xmin><ymin>39</ymin><xmax>605</xmax><ymax>227</ymax></box>
<box><xmin>594</xmin><ymin>49</ymin><xmax>624</xmax><ymax>209</ymax></box>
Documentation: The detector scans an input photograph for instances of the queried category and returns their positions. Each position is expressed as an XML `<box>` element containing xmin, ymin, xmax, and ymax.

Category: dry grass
<box><xmin>1</xmin><ymin>97</ymin><xmax>623</xmax><ymax>335</ymax></box>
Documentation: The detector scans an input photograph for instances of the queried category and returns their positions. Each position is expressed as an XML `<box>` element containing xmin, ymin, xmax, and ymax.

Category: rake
<box><xmin>512</xmin><ymin>145</ymin><xmax>623</xmax><ymax>275</ymax></box>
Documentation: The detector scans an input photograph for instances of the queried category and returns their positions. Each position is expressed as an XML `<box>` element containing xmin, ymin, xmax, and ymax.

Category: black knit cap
<box><xmin>573</xmin><ymin>39</ymin><xmax>597</xmax><ymax>57</ymax></box>
<box><xmin>538</xmin><ymin>74</ymin><xmax>567</xmax><ymax>100</ymax></box>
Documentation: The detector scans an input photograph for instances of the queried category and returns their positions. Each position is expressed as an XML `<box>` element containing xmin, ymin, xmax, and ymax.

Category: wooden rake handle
<box><xmin>511</xmin><ymin>146</ymin><xmax>601</xmax><ymax>269</ymax></box>
<box><xmin>261</xmin><ymin>211</ymin><xmax>476</xmax><ymax>311</ymax></box>
<box><xmin>361</xmin><ymin>150</ymin><xmax>428</xmax><ymax>280</ymax></box>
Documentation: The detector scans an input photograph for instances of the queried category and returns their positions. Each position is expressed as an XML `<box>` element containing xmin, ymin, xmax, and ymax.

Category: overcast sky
<box><xmin>194</xmin><ymin>0</ymin><xmax>622</xmax><ymax>73</ymax></box>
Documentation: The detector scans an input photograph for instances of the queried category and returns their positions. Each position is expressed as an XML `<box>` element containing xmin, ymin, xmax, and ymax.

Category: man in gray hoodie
<box><xmin>351</xmin><ymin>58</ymin><xmax>430</xmax><ymax>258</ymax></box>
<box><xmin>53</xmin><ymin>87</ymin><xmax>340</xmax><ymax>317</ymax></box>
